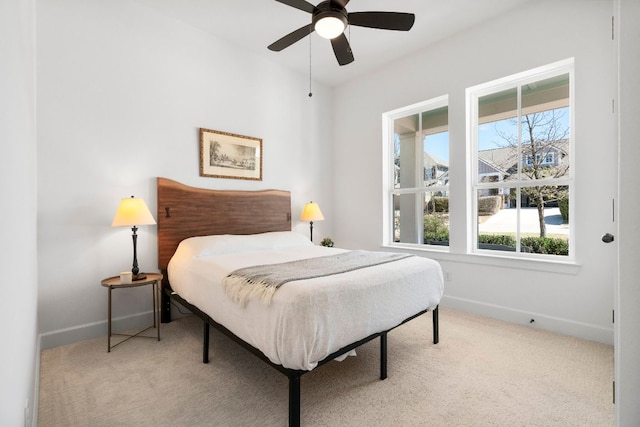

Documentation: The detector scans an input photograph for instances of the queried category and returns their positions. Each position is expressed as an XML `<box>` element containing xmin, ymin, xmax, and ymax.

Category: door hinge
<box><xmin>613</xmin><ymin>380</ymin><xmax>616</xmax><ymax>404</ymax></box>
<box><xmin>612</xmin><ymin>309</ymin><xmax>615</xmax><ymax>324</ymax></box>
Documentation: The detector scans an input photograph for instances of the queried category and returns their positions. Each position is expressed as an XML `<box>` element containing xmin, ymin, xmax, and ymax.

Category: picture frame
<box><xmin>199</xmin><ymin>128</ymin><xmax>263</xmax><ymax>181</ymax></box>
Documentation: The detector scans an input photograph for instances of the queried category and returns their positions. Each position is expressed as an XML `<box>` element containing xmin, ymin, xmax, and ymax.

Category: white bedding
<box><xmin>167</xmin><ymin>232</ymin><xmax>444</xmax><ymax>371</ymax></box>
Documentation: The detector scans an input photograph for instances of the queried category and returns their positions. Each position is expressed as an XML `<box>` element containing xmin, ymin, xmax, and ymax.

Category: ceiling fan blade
<box><xmin>330</xmin><ymin>0</ymin><xmax>350</xmax><ymax>8</ymax></box>
<box><xmin>331</xmin><ymin>33</ymin><xmax>354</xmax><ymax>66</ymax></box>
<box><xmin>348</xmin><ymin>12</ymin><xmax>415</xmax><ymax>31</ymax></box>
<box><xmin>268</xmin><ymin>24</ymin><xmax>314</xmax><ymax>51</ymax></box>
<box><xmin>275</xmin><ymin>0</ymin><xmax>316</xmax><ymax>14</ymax></box>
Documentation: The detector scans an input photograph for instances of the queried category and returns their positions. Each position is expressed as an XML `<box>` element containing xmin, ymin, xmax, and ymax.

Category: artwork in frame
<box><xmin>199</xmin><ymin>128</ymin><xmax>263</xmax><ymax>181</ymax></box>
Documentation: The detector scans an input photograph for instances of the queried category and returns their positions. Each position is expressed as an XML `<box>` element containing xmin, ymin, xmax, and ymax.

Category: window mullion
<box><xmin>516</xmin><ymin>84</ymin><xmax>522</xmax><ymax>251</ymax></box>
<box><xmin>415</xmin><ymin>115</ymin><xmax>424</xmax><ymax>244</ymax></box>
<box><xmin>475</xmin><ymin>177</ymin><xmax>572</xmax><ymax>191</ymax></box>
<box><xmin>516</xmin><ymin>187</ymin><xmax>521</xmax><ymax>253</ymax></box>
<box><xmin>517</xmin><ymin>85</ymin><xmax>522</xmax><ymax>180</ymax></box>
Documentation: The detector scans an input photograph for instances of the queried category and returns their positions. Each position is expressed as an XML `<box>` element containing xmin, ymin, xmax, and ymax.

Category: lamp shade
<box><xmin>111</xmin><ymin>196</ymin><xmax>156</xmax><ymax>227</ymax></box>
<box><xmin>300</xmin><ymin>202</ymin><xmax>325</xmax><ymax>222</ymax></box>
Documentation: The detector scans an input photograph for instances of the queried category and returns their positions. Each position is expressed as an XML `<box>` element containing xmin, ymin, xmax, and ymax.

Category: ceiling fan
<box><xmin>267</xmin><ymin>0</ymin><xmax>415</xmax><ymax>66</ymax></box>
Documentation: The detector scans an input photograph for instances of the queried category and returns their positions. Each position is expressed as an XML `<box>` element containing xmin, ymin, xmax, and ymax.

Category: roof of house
<box><xmin>478</xmin><ymin>139</ymin><xmax>570</xmax><ymax>178</ymax></box>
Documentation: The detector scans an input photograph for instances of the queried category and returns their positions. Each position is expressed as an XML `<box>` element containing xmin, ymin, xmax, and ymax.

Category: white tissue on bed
<box><xmin>334</xmin><ymin>350</ymin><xmax>357</xmax><ymax>361</ymax></box>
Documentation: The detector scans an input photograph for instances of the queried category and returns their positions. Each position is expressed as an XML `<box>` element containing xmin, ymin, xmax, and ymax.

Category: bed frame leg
<box><xmin>160</xmin><ymin>275</ymin><xmax>172</xmax><ymax>324</ymax></box>
<box><xmin>289</xmin><ymin>374</ymin><xmax>301</xmax><ymax>427</ymax></box>
<box><xmin>203</xmin><ymin>321</ymin><xmax>210</xmax><ymax>363</ymax></box>
<box><xmin>433</xmin><ymin>305</ymin><xmax>439</xmax><ymax>344</ymax></box>
<box><xmin>380</xmin><ymin>332</ymin><xmax>388</xmax><ymax>380</ymax></box>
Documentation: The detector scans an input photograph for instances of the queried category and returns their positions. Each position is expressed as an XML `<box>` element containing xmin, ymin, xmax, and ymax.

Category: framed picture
<box><xmin>199</xmin><ymin>128</ymin><xmax>263</xmax><ymax>181</ymax></box>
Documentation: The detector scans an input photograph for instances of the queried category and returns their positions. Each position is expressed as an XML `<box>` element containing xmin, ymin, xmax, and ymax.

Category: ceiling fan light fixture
<box><xmin>269</xmin><ymin>0</ymin><xmax>416</xmax><ymax>67</ymax></box>
<box><xmin>314</xmin><ymin>13</ymin><xmax>347</xmax><ymax>39</ymax></box>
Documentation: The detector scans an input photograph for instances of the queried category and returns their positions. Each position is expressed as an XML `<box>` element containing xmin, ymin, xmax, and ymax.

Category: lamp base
<box><xmin>132</xmin><ymin>273</ymin><xmax>147</xmax><ymax>281</ymax></box>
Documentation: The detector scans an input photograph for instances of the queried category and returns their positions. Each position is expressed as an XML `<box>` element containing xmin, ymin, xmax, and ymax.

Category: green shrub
<box><xmin>558</xmin><ymin>198</ymin><xmax>569</xmax><ymax>222</ymax></box>
<box><xmin>478</xmin><ymin>196</ymin><xmax>502</xmax><ymax>215</ymax></box>
<box><xmin>424</xmin><ymin>214</ymin><xmax>449</xmax><ymax>243</ymax></box>
<box><xmin>521</xmin><ymin>237</ymin><xmax>569</xmax><ymax>255</ymax></box>
<box><xmin>478</xmin><ymin>234</ymin><xmax>515</xmax><ymax>247</ymax></box>
<box><xmin>427</xmin><ymin>196</ymin><xmax>449</xmax><ymax>213</ymax></box>
<box><xmin>478</xmin><ymin>234</ymin><xmax>568</xmax><ymax>256</ymax></box>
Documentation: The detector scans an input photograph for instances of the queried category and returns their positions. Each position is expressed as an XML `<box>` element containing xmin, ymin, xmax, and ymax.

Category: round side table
<box><xmin>101</xmin><ymin>272</ymin><xmax>163</xmax><ymax>352</ymax></box>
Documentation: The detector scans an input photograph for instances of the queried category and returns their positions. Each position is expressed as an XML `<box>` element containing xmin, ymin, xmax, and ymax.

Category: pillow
<box><xmin>177</xmin><ymin>231</ymin><xmax>313</xmax><ymax>258</ymax></box>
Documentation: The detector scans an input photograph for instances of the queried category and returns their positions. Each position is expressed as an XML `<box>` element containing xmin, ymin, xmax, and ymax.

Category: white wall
<box><xmin>36</xmin><ymin>0</ymin><xmax>334</xmax><ymax>347</ymax></box>
<box><xmin>616</xmin><ymin>0</ymin><xmax>640</xmax><ymax>423</ymax></box>
<box><xmin>333</xmin><ymin>0</ymin><xmax>617</xmax><ymax>343</ymax></box>
<box><xmin>0</xmin><ymin>0</ymin><xmax>38</xmax><ymax>425</ymax></box>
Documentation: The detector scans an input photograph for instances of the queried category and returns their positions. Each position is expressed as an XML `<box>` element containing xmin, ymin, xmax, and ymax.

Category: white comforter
<box><xmin>167</xmin><ymin>233</ymin><xmax>443</xmax><ymax>371</ymax></box>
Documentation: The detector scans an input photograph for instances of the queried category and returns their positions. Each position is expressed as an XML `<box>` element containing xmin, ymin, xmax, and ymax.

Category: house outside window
<box><xmin>469</xmin><ymin>59</ymin><xmax>574</xmax><ymax>258</ymax></box>
<box><xmin>383</xmin><ymin>96</ymin><xmax>449</xmax><ymax>247</ymax></box>
<box><xmin>525</xmin><ymin>152</ymin><xmax>556</xmax><ymax>166</ymax></box>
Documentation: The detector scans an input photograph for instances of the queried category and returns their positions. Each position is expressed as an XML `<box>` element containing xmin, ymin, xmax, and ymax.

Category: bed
<box><xmin>156</xmin><ymin>177</ymin><xmax>444</xmax><ymax>426</ymax></box>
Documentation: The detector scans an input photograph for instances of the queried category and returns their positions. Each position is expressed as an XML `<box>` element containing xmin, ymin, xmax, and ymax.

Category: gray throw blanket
<box><xmin>223</xmin><ymin>250</ymin><xmax>412</xmax><ymax>306</ymax></box>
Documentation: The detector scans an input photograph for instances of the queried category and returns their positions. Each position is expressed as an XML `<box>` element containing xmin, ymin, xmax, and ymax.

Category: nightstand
<box><xmin>101</xmin><ymin>272</ymin><xmax>163</xmax><ymax>352</ymax></box>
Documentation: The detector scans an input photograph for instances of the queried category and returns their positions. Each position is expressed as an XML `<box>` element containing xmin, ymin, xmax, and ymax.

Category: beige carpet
<box><xmin>38</xmin><ymin>308</ymin><xmax>614</xmax><ymax>426</ymax></box>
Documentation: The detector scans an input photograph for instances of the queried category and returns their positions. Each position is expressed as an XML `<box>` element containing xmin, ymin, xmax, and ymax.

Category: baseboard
<box><xmin>32</xmin><ymin>335</ymin><xmax>40</xmax><ymax>427</ymax></box>
<box><xmin>39</xmin><ymin>310</ymin><xmax>155</xmax><ymax>351</ymax></box>
<box><xmin>440</xmin><ymin>295</ymin><xmax>614</xmax><ymax>345</ymax></box>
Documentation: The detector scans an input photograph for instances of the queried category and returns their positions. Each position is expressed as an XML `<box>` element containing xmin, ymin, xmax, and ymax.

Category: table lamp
<box><xmin>112</xmin><ymin>196</ymin><xmax>156</xmax><ymax>280</ymax></box>
<box><xmin>300</xmin><ymin>201</ymin><xmax>324</xmax><ymax>242</ymax></box>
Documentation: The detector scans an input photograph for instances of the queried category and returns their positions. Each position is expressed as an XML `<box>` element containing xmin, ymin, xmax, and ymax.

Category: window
<box><xmin>383</xmin><ymin>96</ymin><xmax>449</xmax><ymax>247</ymax></box>
<box><xmin>382</xmin><ymin>60</ymin><xmax>573</xmax><ymax>261</ymax></box>
<box><xmin>469</xmin><ymin>60</ymin><xmax>573</xmax><ymax>258</ymax></box>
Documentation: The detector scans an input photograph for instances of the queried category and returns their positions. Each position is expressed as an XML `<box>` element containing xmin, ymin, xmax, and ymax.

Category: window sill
<box><xmin>382</xmin><ymin>243</ymin><xmax>581</xmax><ymax>275</ymax></box>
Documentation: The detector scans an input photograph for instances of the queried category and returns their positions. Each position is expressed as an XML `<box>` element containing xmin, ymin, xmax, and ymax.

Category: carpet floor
<box><xmin>38</xmin><ymin>307</ymin><xmax>614</xmax><ymax>426</ymax></box>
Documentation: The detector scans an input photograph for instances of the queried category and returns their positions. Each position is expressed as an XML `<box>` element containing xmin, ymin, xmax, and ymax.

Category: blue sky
<box><xmin>423</xmin><ymin>107</ymin><xmax>570</xmax><ymax>163</ymax></box>
<box><xmin>424</xmin><ymin>132</ymin><xmax>450</xmax><ymax>163</ymax></box>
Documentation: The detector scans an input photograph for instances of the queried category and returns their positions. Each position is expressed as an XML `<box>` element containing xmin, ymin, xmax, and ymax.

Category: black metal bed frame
<box><xmin>161</xmin><ymin>276</ymin><xmax>439</xmax><ymax>427</ymax></box>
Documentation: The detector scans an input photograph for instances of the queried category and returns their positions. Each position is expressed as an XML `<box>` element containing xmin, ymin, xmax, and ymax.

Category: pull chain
<box><xmin>308</xmin><ymin>32</ymin><xmax>313</xmax><ymax>97</ymax></box>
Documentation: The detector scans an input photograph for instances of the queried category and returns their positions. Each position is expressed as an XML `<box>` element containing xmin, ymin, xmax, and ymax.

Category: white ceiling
<box><xmin>136</xmin><ymin>0</ymin><xmax>531</xmax><ymax>87</ymax></box>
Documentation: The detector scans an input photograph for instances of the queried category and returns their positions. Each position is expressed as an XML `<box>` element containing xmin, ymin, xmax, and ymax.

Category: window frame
<box><xmin>466</xmin><ymin>58</ymin><xmax>575</xmax><ymax>261</ymax></box>
<box><xmin>382</xmin><ymin>95</ymin><xmax>450</xmax><ymax>249</ymax></box>
<box><xmin>381</xmin><ymin>59</ymin><xmax>579</xmax><ymax>272</ymax></box>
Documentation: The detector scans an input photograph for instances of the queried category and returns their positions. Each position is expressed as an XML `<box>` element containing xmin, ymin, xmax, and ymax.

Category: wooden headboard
<box><xmin>157</xmin><ymin>177</ymin><xmax>292</xmax><ymax>270</ymax></box>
